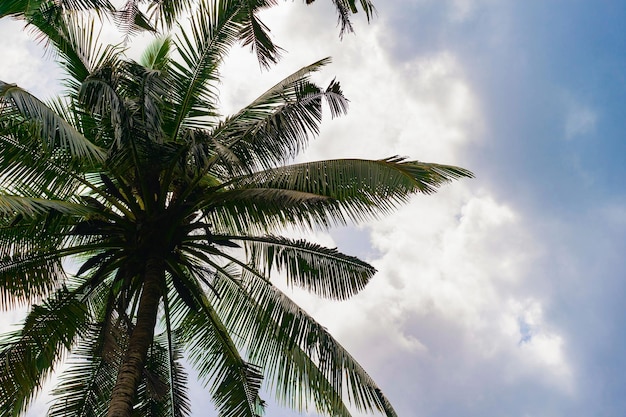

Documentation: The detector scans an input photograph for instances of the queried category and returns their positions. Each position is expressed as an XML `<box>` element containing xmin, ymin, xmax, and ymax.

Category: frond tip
<box><xmin>242</xmin><ymin>235</ymin><xmax>376</xmax><ymax>299</ymax></box>
<box><xmin>384</xmin><ymin>156</ymin><xmax>474</xmax><ymax>195</ymax></box>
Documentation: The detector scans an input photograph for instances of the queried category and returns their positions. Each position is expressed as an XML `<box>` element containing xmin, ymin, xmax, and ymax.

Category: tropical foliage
<box><xmin>0</xmin><ymin>1</ymin><xmax>472</xmax><ymax>417</ymax></box>
<box><xmin>0</xmin><ymin>0</ymin><xmax>376</xmax><ymax>62</ymax></box>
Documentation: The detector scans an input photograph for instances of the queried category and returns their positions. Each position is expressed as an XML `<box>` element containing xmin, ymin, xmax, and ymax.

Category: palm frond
<box><xmin>177</xmin><ymin>293</ymin><xmax>264</xmax><ymax>417</ymax></box>
<box><xmin>0</xmin><ymin>81</ymin><xmax>105</xmax><ymax>162</ymax></box>
<box><xmin>247</xmin><ymin>272</ymin><xmax>396</xmax><ymax>416</ymax></box>
<box><xmin>140</xmin><ymin>36</ymin><xmax>173</xmax><ymax>71</ymax></box>
<box><xmin>0</xmin><ymin>0</ymin><xmax>113</xmax><ymax>19</ymax></box>
<box><xmin>230</xmin><ymin>157</ymin><xmax>474</xmax><ymax>221</ymax></box>
<box><xmin>305</xmin><ymin>0</ymin><xmax>376</xmax><ymax>37</ymax></box>
<box><xmin>0</xmin><ymin>288</ymin><xmax>88</xmax><ymax>416</ymax></box>
<box><xmin>169</xmin><ymin>0</ymin><xmax>244</xmax><ymax>136</ymax></box>
<box><xmin>0</xmin><ymin>194</ymin><xmax>91</xmax><ymax>218</ymax></box>
<box><xmin>48</xmin><ymin>324</ymin><xmax>120</xmax><ymax>417</ymax></box>
<box><xmin>142</xmin><ymin>332</ymin><xmax>191</xmax><ymax>417</ymax></box>
<box><xmin>208</xmin><ymin>58</ymin><xmax>346</xmax><ymax>172</ymax></box>
<box><xmin>237</xmin><ymin>0</ymin><xmax>282</xmax><ymax>68</ymax></box>
<box><xmin>145</xmin><ymin>0</ymin><xmax>193</xmax><ymax>30</ymax></box>
<box><xmin>132</xmin><ymin>332</ymin><xmax>191</xmax><ymax>417</ymax></box>
<box><xmin>0</xmin><ymin>120</ymin><xmax>97</xmax><ymax>200</ymax></box>
<box><xmin>198</xmin><ymin>187</ymin><xmax>342</xmax><ymax>235</ymax></box>
<box><xmin>224</xmin><ymin>234</ymin><xmax>375</xmax><ymax>300</ymax></box>
<box><xmin>0</xmin><ymin>251</ymin><xmax>66</xmax><ymax>309</ymax></box>
<box><xmin>212</xmin><ymin>269</ymin><xmax>395</xmax><ymax>416</ymax></box>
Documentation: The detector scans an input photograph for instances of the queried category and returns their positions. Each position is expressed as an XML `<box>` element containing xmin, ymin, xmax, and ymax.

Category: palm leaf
<box><xmin>0</xmin><ymin>81</ymin><xmax>105</xmax><ymax>162</ymax></box>
<box><xmin>209</xmin><ymin>58</ymin><xmax>347</xmax><ymax>172</ymax></box>
<box><xmin>220</xmin><ymin>234</ymin><xmax>375</xmax><ymax>300</ymax></box>
<box><xmin>0</xmin><ymin>288</ymin><xmax>88</xmax><ymax>416</ymax></box>
<box><xmin>230</xmin><ymin>157</ymin><xmax>474</xmax><ymax>221</ymax></box>
<box><xmin>133</xmin><ymin>333</ymin><xmax>191</xmax><ymax>417</ymax></box>
<box><xmin>212</xmin><ymin>269</ymin><xmax>394</xmax><ymax>416</ymax></box>
<box><xmin>0</xmin><ymin>194</ymin><xmax>91</xmax><ymax>217</ymax></box>
<box><xmin>176</xmin><ymin>291</ymin><xmax>264</xmax><ymax>417</ymax></box>
<box><xmin>0</xmin><ymin>251</ymin><xmax>66</xmax><ymax>309</ymax></box>
<box><xmin>169</xmin><ymin>0</ymin><xmax>244</xmax><ymax>136</ymax></box>
<box><xmin>313</xmin><ymin>0</ymin><xmax>376</xmax><ymax>37</ymax></box>
<box><xmin>0</xmin><ymin>0</ymin><xmax>112</xmax><ymax>18</ymax></box>
<box><xmin>236</xmin><ymin>0</ymin><xmax>282</xmax><ymax>68</ymax></box>
<box><xmin>0</xmin><ymin>120</ymin><xmax>96</xmax><ymax>200</ymax></box>
<box><xmin>48</xmin><ymin>324</ymin><xmax>120</xmax><ymax>417</ymax></box>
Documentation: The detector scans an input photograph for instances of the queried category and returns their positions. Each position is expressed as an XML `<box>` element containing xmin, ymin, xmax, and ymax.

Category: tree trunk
<box><xmin>107</xmin><ymin>257</ymin><xmax>164</xmax><ymax>417</ymax></box>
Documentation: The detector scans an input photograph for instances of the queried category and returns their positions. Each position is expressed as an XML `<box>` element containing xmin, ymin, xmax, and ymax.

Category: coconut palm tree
<box><xmin>0</xmin><ymin>1</ymin><xmax>472</xmax><ymax>417</ymax></box>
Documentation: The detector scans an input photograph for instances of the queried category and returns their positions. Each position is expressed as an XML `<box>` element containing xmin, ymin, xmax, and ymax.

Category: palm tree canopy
<box><xmin>0</xmin><ymin>1</ymin><xmax>473</xmax><ymax>417</ymax></box>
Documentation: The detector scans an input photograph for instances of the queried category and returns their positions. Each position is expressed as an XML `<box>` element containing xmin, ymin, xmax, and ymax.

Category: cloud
<box><xmin>216</xmin><ymin>5</ymin><xmax>579</xmax><ymax>416</ymax></box>
<box><xmin>280</xmin><ymin>184</ymin><xmax>573</xmax><ymax>416</ymax></box>
<box><xmin>564</xmin><ymin>104</ymin><xmax>598</xmax><ymax>139</ymax></box>
<box><xmin>217</xmin><ymin>3</ymin><xmax>484</xmax><ymax>166</ymax></box>
<box><xmin>0</xmin><ymin>19</ymin><xmax>62</xmax><ymax>97</ymax></box>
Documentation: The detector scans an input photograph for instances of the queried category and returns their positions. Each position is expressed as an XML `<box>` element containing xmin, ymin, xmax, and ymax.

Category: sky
<box><xmin>1</xmin><ymin>1</ymin><xmax>626</xmax><ymax>416</ymax></box>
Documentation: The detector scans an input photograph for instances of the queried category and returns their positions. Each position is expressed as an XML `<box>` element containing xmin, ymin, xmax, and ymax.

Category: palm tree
<box><xmin>0</xmin><ymin>1</ymin><xmax>472</xmax><ymax>417</ymax></box>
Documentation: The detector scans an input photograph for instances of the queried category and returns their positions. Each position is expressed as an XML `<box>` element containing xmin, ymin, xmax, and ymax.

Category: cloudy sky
<box><xmin>2</xmin><ymin>1</ymin><xmax>626</xmax><ymax>416</ymax></box>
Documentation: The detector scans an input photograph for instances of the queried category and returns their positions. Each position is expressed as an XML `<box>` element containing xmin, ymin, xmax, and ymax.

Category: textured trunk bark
<box><xmin>107</xmin><ymin>257</ymin><xmax>164</xmax><ymax>417</ymax></box>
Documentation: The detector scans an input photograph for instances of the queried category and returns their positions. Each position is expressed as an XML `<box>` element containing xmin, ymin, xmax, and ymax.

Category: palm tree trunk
<box><xmin>107</xmin><ymin>257</ymin><xmax>164</xmax><ymax>417</ymax></box>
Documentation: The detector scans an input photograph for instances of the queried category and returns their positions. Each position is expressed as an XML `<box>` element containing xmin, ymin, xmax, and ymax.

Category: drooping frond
<box><xmin>212</xmin><ymin>269</ymin><xmax>397</xmax><ymax>417</ymax></box>
<box><xmin>236</xmin><ymin>0</ymin><xmax>282</xmax><ymax>68</ymax></box>
<box><xmin>132</xmin><ymin>332</ymin><xmax>191</xmax><ymax>417</ymax></box>
<box><xmin>145</xmin><ymin>0</ymin><xmax>193</xmax><ymax>31</ymax></box>
<box><xmin>48</xmin><ymin>324</ymin><xmax>120</xmax><ymax>417</ymax></box>
<box><xmin>177</xmin><ymin>294</ymin><xmax>264</xmax><ymax>417</ymax></box>
<box><xmin>0</xmin><ymin>250</ymin><xmax>66</xmax><ymax>309</ymax></box>
<box><xmin>0</xmin><ymin>288</ymin><xmax>88</xmax><ymax>416</ymax></box>
<box><xmin>0</xmin><ymin>81</ymin><xmax>105</xmax><ymax>162</ymax></box>
<box><xmin>304</xmin><ymin>0</ymin><xmax>376</xmax><ymax>37</ymax></box>
<box><xmin>227</xmin><ymin>234</ymin><xmax>375</xmax><ymax>299</ymax></box>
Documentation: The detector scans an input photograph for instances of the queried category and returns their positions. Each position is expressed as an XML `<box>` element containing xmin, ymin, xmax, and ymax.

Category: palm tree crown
<box><xmin>0</xmin><ymin>1</ymin><xmax>472</xmax><ymax>417</ymax></box>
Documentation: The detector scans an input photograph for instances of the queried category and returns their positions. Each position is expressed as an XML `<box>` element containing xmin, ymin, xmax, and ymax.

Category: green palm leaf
<box><xmin>0</xmin><ymin>289</ymin><xmax>88</xmax><ymax>416</ymax></box>
<box><xmin>231</xmin><ymin>157</ymin><xmax>473</xmax><ymax>220</ymax></box>
<box><xmin>178</xmin><ymin>297</ymin><xmax>264</xmax><ymax>417</ymax></box>
<box><xmin>212</xmin><ymin>269</ymin><xmax>396</xmax><ymax>416</ymax></box>
<box><xmin>0</xmin><ymin>81</ymin><xmax>105</xmax><ymax>162</ymax></box>
<box><xmin>169</xmin><ymin>0</ymin><xmax>244</xmax><ymax>136</ymax></box>
<box><xmin>236</xmin><ymin>0</ymin><xmax>282</xmax><ymax>68</ymax></box>
<box><xmin>209</xmin><ymin>58</ymin><xmax>347</xmax><ymax>172</ymax></box>
<box><xmin>48</xmin><ymin>325</ymin><xmax>119</xmax><ymax>417</ymax></box>
<box><xmin>224</xmin><ymin>234</ymin><xmax>376</xmax><ymax>300</ymax></box>
<box><xmin>0</xmin><ymin>194</ymin><xmax>91</xmax><ymax>217</ymax></box>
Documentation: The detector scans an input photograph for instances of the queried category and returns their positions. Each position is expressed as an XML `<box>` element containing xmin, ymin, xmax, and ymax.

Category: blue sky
<box><xmin>1</xmin><ymin>1</ymin><xmax>626</xmax><ymax>416</ymax></box>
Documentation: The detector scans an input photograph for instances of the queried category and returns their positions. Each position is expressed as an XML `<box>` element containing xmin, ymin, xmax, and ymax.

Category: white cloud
<box><xmin>565</xmin><ymin>106</ymin><xmax>597</xmax><ymax>139</ymax></box>
<box><xmin>562</xmin><ymin>96</ymin><xmax>598</xmax><ymax>140</ymax></box>
<box><xmin>216</xmin><ymin>4</ymin><xmax>575</xmax><ymax>414</ymax></box>
<box><xmin>289</xmin><ymin>189</ymin><xmax>575</xmax><ymax>414</ymax></box>
<box><xmin>218</xmin><ymin>4</ymin><xmax>483</xmax><ymax>165</ymax></box>
<box><xmin>0</xmin><ymin>20</ymin><xmax>62</xmax><ymax>97</ymax></box>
